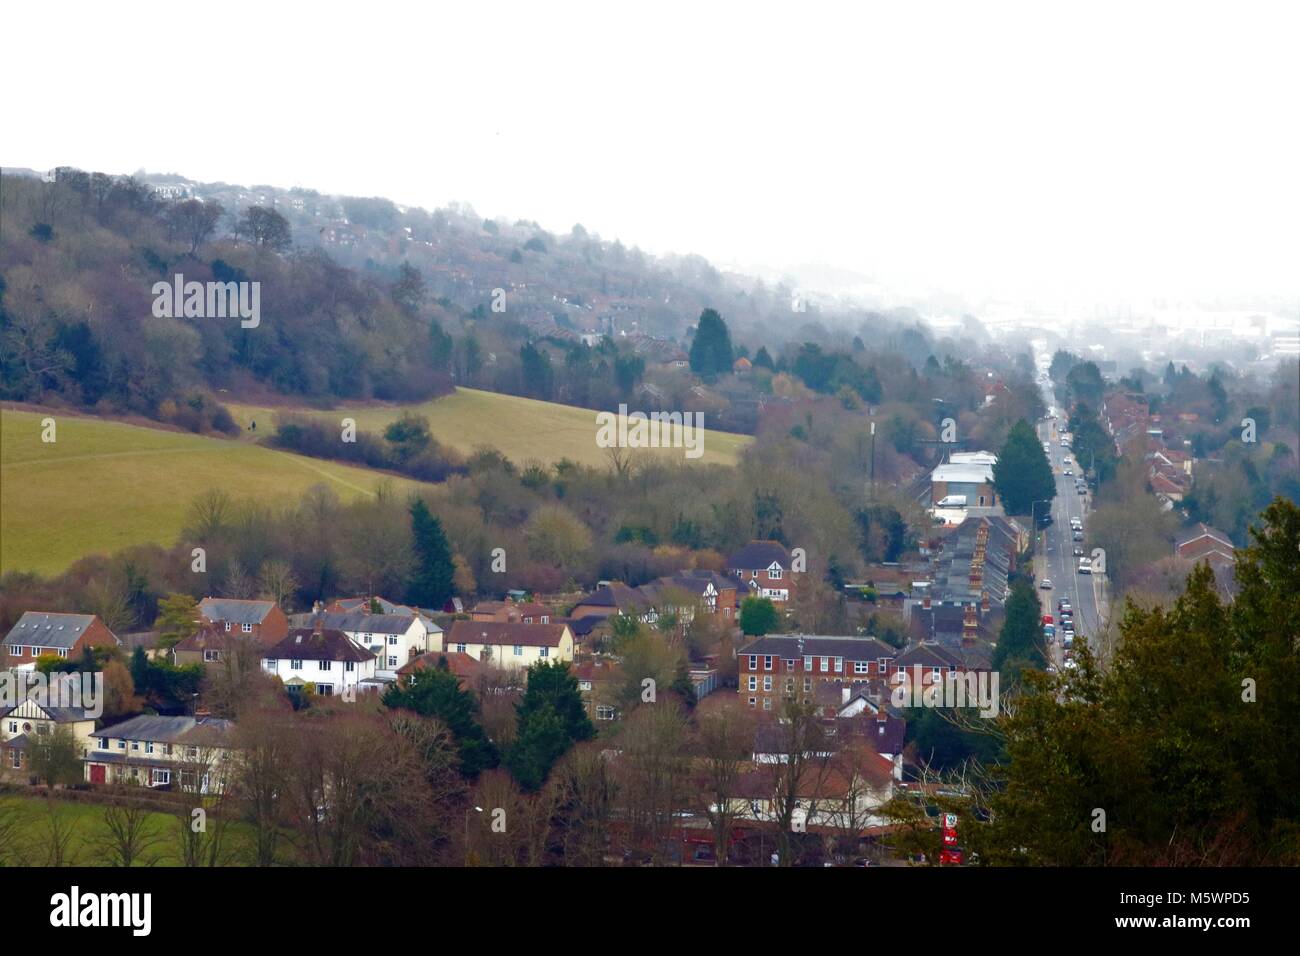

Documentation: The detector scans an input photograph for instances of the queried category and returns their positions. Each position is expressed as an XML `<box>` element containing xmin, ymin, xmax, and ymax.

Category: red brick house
<box><xmin>727</xmin><ymin>541</ymin><xmax>796</xmax><ymax>603</ymax></box>
<box><xmin>1</xmin><ymin>612</ymin><xmax>120</xmax><ymax>667</ymax></box>
<box><xmin>197</xmin><ymin>597</ymin><xmax>289</xmax><ymax>649</ymax></box>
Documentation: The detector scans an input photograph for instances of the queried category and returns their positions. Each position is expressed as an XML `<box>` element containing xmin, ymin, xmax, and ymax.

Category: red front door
<box><xmin>90</xmin><ymin>764</ymin><xmax>106</xmax><ymax>784</ymax></box>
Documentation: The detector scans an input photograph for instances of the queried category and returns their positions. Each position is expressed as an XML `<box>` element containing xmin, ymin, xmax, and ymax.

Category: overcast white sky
<box><xmin>6</xmin><ymin>0</ymin><xmax>1298</xmax><ymax>306</ymax></box>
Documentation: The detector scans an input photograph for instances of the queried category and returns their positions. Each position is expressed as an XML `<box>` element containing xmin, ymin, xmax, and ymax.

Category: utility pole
<box><xmin>869</xmin><ymin>420</ymin><xmax>876</xmax><ymax>501</ymax></box>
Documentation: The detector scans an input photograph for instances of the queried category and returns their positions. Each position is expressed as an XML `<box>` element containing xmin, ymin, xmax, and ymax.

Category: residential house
<box><xmin>84</xmin><ymin>715</ymin><xmax>235</xmax><ymax>792</ymax></box>
<box><xmin>573</xmin><ymin>658</ymin><xmax>623</xmax><ymax>722</ymax></box>
<box><xmin>439</xmin><ymin>621</ymin><xmax>574</xmax><ymax>670</ymax></box>
<box><xmin>261</xmin><ymin>625</ymin><xmax>378</xmax><ymax>697</ymax></box>
<box><xmin>1</xmin><ymin>612</ymin><xmax>120</xmax><ymax>669</ymax></box>
<box><xmin>198</xmin><ymin>598</ymin><xmax>289</xmax><ymax>648</ymax></box>
<box><xmin>1175</xmin><ymin>524</ymin><xmax>1236</xmax><ymax>568</ymax></box>
<box><xmin>0</xmin><ymin>679</ymin><xmax>98</xmax><ymax>778</ymax></box>
<box><xmin>315</xmin><ymin>611</ymin><xmax>434</xmax><ymax>674</ymax></box>
<box><xmin>727</xmin><ymin>541</ymin><xmax>796</xmax><ymax>603</ymax></box>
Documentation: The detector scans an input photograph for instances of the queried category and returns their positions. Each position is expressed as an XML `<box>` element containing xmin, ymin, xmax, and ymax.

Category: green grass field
<box><xmin>0</xmin><ymin>793</ymin><xmax>268</xmax><ymax>866</ymax></box>
<box><xmin>225</xmin><ymin>387</ymin><xmax>751</xmax><ymax>469</ymax></box>
<box><xmin>0</xmin><ymin>408</ymin><xmax>435</xmax><ymax>576</ymax></box>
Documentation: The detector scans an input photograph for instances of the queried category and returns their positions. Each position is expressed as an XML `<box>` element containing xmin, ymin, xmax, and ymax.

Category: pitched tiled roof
<box><xmin>198</xmin><ymin>598</ymin><xmax>276</xmax><ymax>625</ymax></box>
<box><xmin>95</xmin><ymin>715</ymin><xmax>233</xmax><ymax>744</ymax></box>
<box><xmin>2</xmin><ymin>612</ymin><xmax>108</xmax><ymax>650</ymax></box>
<box><xmin>727</xmin><ymin>541</ymin><xmax>790</xmax><ymax>571</ymax></box>
<box><xmin>447</xmin><ymin>620</ymin><xmax>568</xmax><ymax>648</ymax></box>
<box><xmin>739</xmin><ymin>634</ymin><xmax>896</xmax><ymax>661</ymax></box>
<box><xmin>318</xmin><ymin>612</ymin><xmax>415</xmax><ymax>635</ymax></box>
<box><xmin>263</xmin><ymin>627</ymin><xmax>375</xmax><ymax>663</ymax></box>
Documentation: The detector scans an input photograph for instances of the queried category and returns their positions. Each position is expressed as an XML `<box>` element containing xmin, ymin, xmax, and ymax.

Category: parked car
<box><xmin>1040</xmin><ymin>579</ymin><xmax>1053</xmax><ymax>590</ymax></box>
<box><xmin>1073</xmin><ymin>546</ymin><xmax>1084</xmax><ymax>557</ymax></box>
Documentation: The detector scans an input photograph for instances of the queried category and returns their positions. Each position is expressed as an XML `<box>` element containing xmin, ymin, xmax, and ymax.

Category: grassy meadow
<box><xmin>0</xmin><ymin>408</ymin><xmax>435</xmax><ymax>576</ymax></box>
<box><xmin>225</xmin><ymin>386</ymin><xmax>751</xmax><ymax>469</ymax></box>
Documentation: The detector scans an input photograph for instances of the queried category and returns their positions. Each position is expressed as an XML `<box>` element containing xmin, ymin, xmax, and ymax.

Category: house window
<box><xmin>186</xmin><ymin>747</ymin><xmax>198</xmax><ymax>759</ymax></box>
<box><xmin>117</xmin><ymin>739</ymin><xmax>126</xmax><ymax>750</ymax></box>
<box><xmin>10</xmin><ymin>751</ymin><xmax>20</xmax><ymax>770</ymax></box>
<box><xmin>770</xmin><ymin>567</ymin><xmax>783</xmax><ymax>580</ymax></box>
<box><xmin>596</xmin><ymin>705</ymin><xmax>616</xmax><ymax>721</ymax></box>
<box><xmin>932</xmin><ymin>667</ymin><xmax>942</xmax><ymax>680</ymax></box>
<box><xmin>345</xmin><ymin>661</ymin><xmax>355</xmax><ymax>672</ymax></box>
<box><xmin>97</xmin><ymin>737</ymin><xmax>107</xmax><ymax>749</ymax></box>
<box><xmin>784</xmin><ymin>659</ymin><xmax>795</xmax><ymax>670</ymax></box>
<box><xmin>834</xmin><ymin>658</ymin><xmax>844</xmax><ymax>673</ymax></box>
<box><xmin>513</xmin><ymin>645</ymin><xmax>524</xmax><ymax>656</ymax></box>
<box><xmin>456</xmin><ymin>643</ymin><xmax>466</xmax><ymax>654</ymax></box>
<box><xmin>762</xmin><ymin>676</ymin><xmax>772</xmax><ymax>692</ymax></box>
<box><xmin>223</xmin><ymin>622</ymin><xmax>231</xmax><ymax>631</ymax></box>
<box><xmin>146</xmin><ymin>742</ymin><xmax>155</xmax><ymax>755</ymax></box>
<box><xmin>131</xmin><ymin>741</ymin><xmax>140</xmax><ymax>751</ymax></box>
<box><xmin>878</xmin><ymin>658</ymin><xmax>889</xmax><ymax>673</ymax></box>
<box><xmin>747</xmin><ymin>697</ymin><xmax>757</xmax><ymax>708</ymax></box>
<box><xmin>204</xmin><ymin>649</ymin><xmax>222</xmax><ymax>663</ymax></box>
<box><xmin>388</xmin><ymin>636</ymin><xmax>398</xmax><ymax>646</ymax></box>
<box><xmin>319</xmin><ymin>660</ymin><xmax>332</xmax><ymax>672</ymax></box>
<box><xmin>785</xmin><ymin>678</ymin><xmax>795</xmax><ymax>691</ymax></box>
<box><xmin>763</xmin><ymin>698</ymin><xmax>772</xmax><ymax>711</ymax></box>
<box><xmin>748</xmin><ymin>655</ymin><xmax>758</xmax><ymax>670</ymax></box>
<box><xmin>804</xmin><ymin>678</ymin><xmax>812</xmax><ymax>692</ymax></box>
<box><xmin>803</xmin><ymin>656</ymin><xmax>812</xmax><ymax>671</ymax></box>
<box><xmin>241</xmin><ymin>623</ymin><xmax>253</xmax><ymax>633</ymax></box>
<box><xmin>10</xmin><ymin>646</ymin><xmax>23</xmax><ymax>657</ymax></box>
<box><xmin>747</xmin><ymin>676</ymin><xmax>757</xmax><ymax>692</ymax></box>
<box><xmin>5</xmin><ymin>721</ymin><xmax>14</xmax><ymax>734</ymax></box>
<box><xmin>820</xmin><ymin>658</ymin><xmax>829</xmax><ymax>673</ymax></box>
<box><xmin>764</xmin><ymin>655</ymin><xmax>773</xmax><ymax>671</ymax></box>
<box><xmin>387</xmin><ymin>656</ymin><xmax>398</xmax><ymax>667</ymax></box>
<box><xmin>57</xmin><ymin>648</ymin><xmax>68</xmax><ymax>658</ymax></box>
<box><xmin>265</xmin><ymin>658</ymin><xmax>278</xmax><ymax>669</ymax></box>
<box><xmin>291</xmin><ymin>659</ymin><xmax>303</xmax><ymax>670</ymax></box>
<box><xmin>855</xmin><ymin>661</ymin><xmax>869</xmax><ymax>674</ymax></box>
<box><xmin>317</xmin><ymin>684</ymin><xmax>334</xmax><ymax>697</ymax></box>
<box><xmin>152</xmin><ymin>769</ymin><xmax>171</xmax><ymax>786</ymax></box>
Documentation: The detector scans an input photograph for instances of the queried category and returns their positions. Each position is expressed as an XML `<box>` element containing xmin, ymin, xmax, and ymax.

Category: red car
<box><xmin>1042</xmin><ymin>614</ymin><xmax>1053</xmax><ymax>625</ymax></box>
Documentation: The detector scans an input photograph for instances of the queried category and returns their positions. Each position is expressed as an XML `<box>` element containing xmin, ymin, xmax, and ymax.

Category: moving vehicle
<box><xmin>1063</xmin><ymin>468</ymin><xmax>1073</xmax><ymax>476</ymax></box>
<box><xmin>1040</xmin><ymin>578</ymin><xmax>1053</xmax><ymax>590</ymax></box>
<box><xmin>1078</xmin><ymin>485</ymin><xmax>1086</xmax><ymax>495</ymax></box>
<box><xmin>1073</xmin><ymin>546</ymin><xmax>1084</xmax><ymax>556</ymax></box>
<box><xmin>1078</xmin><ymin>558</ymin><xmax>1091</xmax><ymax>574</ymax></box>
<box><xmin>1042</xmin><ymin>614</ymin><xmax>1054</xmax><ymax>625</ymax></box>
<box><xmin>1058</xmin><ymin>599</ymin><xmax>1072</xmax><ymax>613</ymax></box>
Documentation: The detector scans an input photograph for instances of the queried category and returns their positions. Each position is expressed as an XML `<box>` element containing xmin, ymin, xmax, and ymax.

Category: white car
<box><xmin>1064</xmin><ymin>468</ymin><xmax>1073</xmax><ymax>476</ymax></box>
<box><xmin>1040</xmin><ymin>579</ymin><xmax>1053</xmax><ymax>590</ymax></box>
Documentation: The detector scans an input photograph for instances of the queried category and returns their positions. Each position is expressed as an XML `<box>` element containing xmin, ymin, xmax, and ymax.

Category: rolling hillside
<box><xmin>224</xmin><ymin>387</ymin><xmax>752</xmax><ymax>468</ymax></box>
<box><xmin>0</xmin><ymin>408</ymin><xmax>436</xmax><ymax>576</ymax></box>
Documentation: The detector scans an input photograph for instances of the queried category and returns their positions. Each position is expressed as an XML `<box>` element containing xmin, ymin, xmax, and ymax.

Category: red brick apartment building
<box><xmin>737</xmin><ymin>634</ymin><xmax>897</xmax><ymax>713</ymax></box>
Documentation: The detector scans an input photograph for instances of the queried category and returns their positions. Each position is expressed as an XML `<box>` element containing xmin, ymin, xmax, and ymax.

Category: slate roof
<box><xmin>198</xmin><ymin>598</ymin><xmax>276</xmax><ymax>625</ymax></box>
<box><xmin>263</xmin><ymin>627</ymin><xmax>375</xmax><ymax>663</ymax></box>
<box><xmin>739</xmin><ymin>634</ymin><xmax>896</xmax><ymax>661</ymax></box>
<box><xmin>727</xmin><ymin>541</ymin><xmax>790</xmax><ymax>571</ymax></box>
<box><xmin>95</xmin><ymin>714</ymin><xmax>233</xmax><ymax>744</ymax></box>
<box><xmin>2</xmin><ymin>612</ymin><xmax>106</xmax><ymax>650</ymax></box>
<box><xmin>318</xmin><ymin>612</ymin><xmax>416</xmax><ymax>635</ymax></box>
<box><xmin>446</xmin><ymin>621</ymin><xmax>568</xmax><ymax>648</ymax></box>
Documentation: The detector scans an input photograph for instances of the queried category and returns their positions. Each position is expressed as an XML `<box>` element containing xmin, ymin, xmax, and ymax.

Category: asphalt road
<box><xmin>1034</xmin><ymin>414</ymin><xmax>1107</xmax><ymax>661</ymax></box>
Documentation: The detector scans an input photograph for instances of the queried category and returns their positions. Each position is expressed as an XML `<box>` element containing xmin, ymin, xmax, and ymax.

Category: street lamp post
<box><xmin>464</xmin><ymin>805</ymin><xmax>483</xmax><ymax>865</ymax></box>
